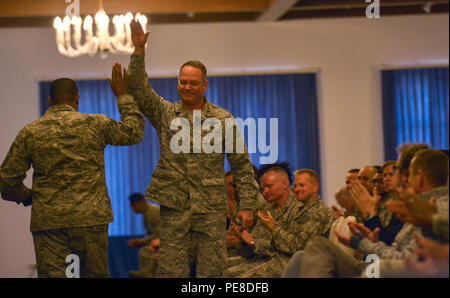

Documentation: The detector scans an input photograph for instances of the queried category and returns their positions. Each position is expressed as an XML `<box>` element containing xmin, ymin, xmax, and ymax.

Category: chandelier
<box><xmin>53</xmin><ymin>4</ymin><xmax>147</xmax><ymax>58</ymax></box>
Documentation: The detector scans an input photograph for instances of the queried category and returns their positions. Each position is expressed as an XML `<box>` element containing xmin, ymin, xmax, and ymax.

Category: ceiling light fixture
<box><xmin>53</xmin><ymin>0</ymin><xmax>148</xmax><ymax>58</ymax></box>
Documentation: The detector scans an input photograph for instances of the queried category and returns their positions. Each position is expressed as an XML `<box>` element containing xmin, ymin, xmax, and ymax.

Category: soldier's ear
<box><xmin>74</xmin><ymin>94</ymin><xmax>80</xmax><ymax>111</ymax></box>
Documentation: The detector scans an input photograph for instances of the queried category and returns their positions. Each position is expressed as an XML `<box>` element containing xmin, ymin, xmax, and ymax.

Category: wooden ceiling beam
<box><xmin>0</xmin><ymin>0</ymin><xmax>272</xmax><ymax>17</ymax></box>
<box><xmin>256</xmin><ymin>0</ymin><xmax>298</xmax><ymax>22</ymax></box>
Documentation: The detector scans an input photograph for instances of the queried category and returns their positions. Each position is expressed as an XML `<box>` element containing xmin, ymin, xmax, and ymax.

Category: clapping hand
<box><xmin>348</xmin><ymin>181</ymin><xmax>381</xmax><ymax>218</ymax></box>
<box><xmin>386</xmin><ymin>186</ymin><xmax>436</xmax><ymax>229</ymax></box>
<box><xmin>257</xmin><ymin>210</ymin><xmax>279</xmax><ymax>231</ymax></box>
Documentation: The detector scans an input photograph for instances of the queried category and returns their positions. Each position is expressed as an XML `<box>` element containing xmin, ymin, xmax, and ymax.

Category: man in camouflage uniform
<box><xmin>127</xmin><ymin>20</ymin><xmax>259</xmax><ymax>277</ymax></box>
<box><xmin>224</xmin><ymin>167</ymin><xmax>334</xmax><ymax>278</ymax></box>
<box><xmin>297</xmin><ymin>147</ymin><xmax>448</xmax><ymax>278</ymax></box>
<box><xmin>0</xmin><ymin>64</ymin><xmax>145</xmax><ymax>278</ymax></box>
<box><xmin>127</xmin><ymin>193</ymin><xmax>161</xmax><ymax>278</ymax></box>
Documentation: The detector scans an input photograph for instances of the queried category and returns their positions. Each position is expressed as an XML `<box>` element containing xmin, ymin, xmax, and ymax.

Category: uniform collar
<box><xmin>175</xmin><ymin>97</ymin><xmax>214</xmax><ymax>118</ymax></box>
<box><xmin>45</xmin><ymin>104</ymin><xmax>77</xmax><ymax>114</ymax></box>
<box><xmin>298</xmin><ymin>193</ymin><xmax>322</xmax><ymax>210</ymax></box>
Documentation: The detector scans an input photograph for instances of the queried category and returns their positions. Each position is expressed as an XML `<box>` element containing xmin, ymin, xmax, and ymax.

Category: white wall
<box><xmin>0</xmin><ymin>14</ymin><xmax>448</xmax><ymax>277</ymax></box>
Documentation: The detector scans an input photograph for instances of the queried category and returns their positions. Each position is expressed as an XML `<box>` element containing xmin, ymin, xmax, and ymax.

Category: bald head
<box><xmin>358</xmin><ymin>166</ymin><xmax>376</xmax><ymax>193</ymax></box>
<box><xmin>262</xmin><ymin>167</ymin><xmax>291</xmax><ymax>207</ymax></box>
<box><xmin>265</xmin><ymin>167</ymin><xmax>290</xmax><ymax>185</ymax></box>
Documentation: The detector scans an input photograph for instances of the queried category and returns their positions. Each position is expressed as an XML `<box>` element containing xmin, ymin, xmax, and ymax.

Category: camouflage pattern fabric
<box><xmin>127</xmin><ymin>55</ymin><xmax>259</xmax><ymax>214</ymax></box>
<box><xmin>157</xmin><ymin>203</ymin><xmax>227</xmax><ymax>278</ymax></box>
<box><xmin>141</xmin><ymin>202</ymin><xmax>161</xmax><ymax>245</ymax></box>
<box><xmin>224</xmin><ymin>192</ymin><xmax>334</xmax><ymax>278</ymax></box>
<box><xmin>0</xmin><ymin>95</ymin><xmax>144</xmax><ymax>232</ymax></box>
<box><xmin>32</xmin><ymin>224</ymin><xmax>109</xmax><ymax>278</ymax></box>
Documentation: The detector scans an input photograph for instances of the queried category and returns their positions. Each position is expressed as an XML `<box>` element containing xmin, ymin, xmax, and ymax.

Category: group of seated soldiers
<box><xmin>223</xmin><ymin>143</ymin><xmax>449</xmax><ymax>278</ymax></box>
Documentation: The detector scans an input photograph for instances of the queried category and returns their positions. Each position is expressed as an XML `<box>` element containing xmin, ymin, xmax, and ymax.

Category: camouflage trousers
<box><xmin>32</xmin><ymin>224</ymin><xmax>109</xmax><ymax>278</ymax></box>
<box><xmin>223</xmin><ymin>253</ymin><xmax>289</xmax><ymax>278</ymax></box>
<box><xmin>157</xmin><ymin>204</ymin><xmax>227</xmax><ymax>278</ymax></box>
<box><xmin>138</xmin><ymin>245</ymin><xmax>159</xmax><ymax>277</ymax></box>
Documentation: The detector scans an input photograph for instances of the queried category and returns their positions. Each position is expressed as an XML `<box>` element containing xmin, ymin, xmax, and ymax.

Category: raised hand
<box><xmin>413</xmin><ymin>234</ymin><xmax>449</xmax><ymax>261</ymax></box>
<box><xmin>348</xmin><ymin>222</ymin><xmax>380</xmax><ymax>243</ymax></box>
<box><xmin>386</xmin><ymin>186</ymin><xmax>436</xmax><ymax>229</ymax></box>
<box><xmin>348</xmin><ymin>181</ymin><xmax>381</xmax><ymax>218</ymax></box>
<box><xmin>130</xmin><ymin>19</ymin><xmax>150</xmax><ymax>55</ymax></box>
<box><xmin>107</xmin><ymin>63</ymin><xmax>128</xmax><ymax>97</ymax></box>
<box><xmin>257</xmin><ymin>210</ymin><xmax>279</xmax><ymax>231</ymax></box>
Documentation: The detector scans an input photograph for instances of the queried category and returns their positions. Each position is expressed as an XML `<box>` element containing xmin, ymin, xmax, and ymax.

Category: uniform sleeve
<box><xmin>142</xmin><ymin>204</ymin><xmax>162</xmax><ymax>245</ymax></box>
<box><xmin>225</xmin><ymin>115</ymin><xmax>259</xmax><ymax>211</ymax></box>
<box><xmin>127</xmin><ymin>54</ymin><xmax>171</xmax><ymax>133</ymax></box>
<box><xmin>251</xmin><ymin>217</ymin><xmax>276</xmax><ymax>257</ymax></box>
<box><xmin>431</xmin><ymin>196</ymin><xmax>449</xmax><ymax>242</ymax></box>
<box><xmin>0</xmin><ymin>128</ymin><xmax>33</xmax><ymax>203</ymax></box>
<box><xmin>272</xmin><ymin>207</ymin><xmax>334</xmax><ymax>253</ymax></box>
<box><xmin>357</xmin><ymin>224</ymin><xmax>419</xmax><ymax>260</ymax></box>
<box><xmin>99</xmin><ymin>94</ymin><xmax>145</xmax><ymax>146</ymax></box>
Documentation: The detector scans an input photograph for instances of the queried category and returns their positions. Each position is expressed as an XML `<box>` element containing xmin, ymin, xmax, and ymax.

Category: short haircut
<box><xmin>225</xmin><ymin>171</ymin><xmax>233</xmax><ymax>177</ymax></box>
<box><xmin>373</xmin><ymin>165</ymin><xmax>383</xmax><ymax>174</ymax></box>
<box><xmin>257</xmin><ymin>162</ymin><xmax>293</xmax><ymax>185</ymax></box>
<box><xmin>335</xmin><ymin>186</ymin><xmax>350</xmax><ymax>199</ymax></box>
<box><xmin>180</xmin><ymin>60</ymin><xmax>207</xmax><ymax>82</ymax></box>
<box><xmin>382</xmin><ymin>160</ymin><xmax>397</xmax><ymax>171</ymax></box>
<box><xmin>411</xmin><ymin>149</ymin><xmax>449</xmax><ymax>187</ymax></box>
<box><xmin>294</xmin><ymin>169</ymin><xmax>320</xmax><ymax>186</ymax></box>
<box><xmin>397</xmin><ymin>143</ymin><xmax>430</xmax><ymax>177</ymax></box>
<box><xmin>348</xmin><ymin>168</ymin><xmax>360</xmax><ymax>174</ymax></box>
<box><xmin>129</xmin><ymin>193</ymin><xmax>145</xmax><ymax>204</ymax></box>
<box><xmin>50</xmin><ymin>78</ymin><xmax>78</xmax><ymax>103</ymax></box>
<box><xmin>265</xmin><ymin>166</ymin><xmax>290</xmax><ymax>184</ymax></box>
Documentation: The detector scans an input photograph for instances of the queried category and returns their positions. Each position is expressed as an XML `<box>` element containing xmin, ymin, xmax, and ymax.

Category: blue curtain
<box><xmin>39</xmin><ymin>72</ymin><xmax>320</xmax><ymax>236</ymax></box>
<box><xmin>382</xmin><ymin>67</ymin><xmax>449</xmax><ymax>160</ymax></box>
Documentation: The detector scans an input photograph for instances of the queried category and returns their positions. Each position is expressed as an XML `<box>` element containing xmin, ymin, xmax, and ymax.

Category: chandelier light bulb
<box><xmin>53</xmin><ymin>9</ymin><xmax>148</xmax><ymax>58</ymax></box>
<box><xmin>53</xmin><ymin>17</ymin><xmax>63</xmax><ymax>30</ymax></box>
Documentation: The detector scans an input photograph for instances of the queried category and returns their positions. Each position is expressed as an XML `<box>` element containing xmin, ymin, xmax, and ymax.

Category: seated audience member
<box><xmin>357</xmin><ymin>166</ymin><xmax>377</xmax><ymax>195</ymax></box>
<box><xmin>345</xmin><ymin>168</ymin><xmax>360</xmax><ymax>191</ymax></box>
<box><xmin>295</xmin><ymin>143</ymin><xmax>446</xmax><ymax>278</ymax></box>
<box><xmin>387</xmin><ymin>149</ymin><xmax>449</xmax><ymax>243</ymax></box>
<box><xmin>372</xmin><ymin>172</ymin><xmax>385</xmax><ymax>197</ymax></box>
<box><xmin>127</xmin><ymin>193</ymin><xmax>161</xmax><ymax>278</ymax></box>
<box><xmin>257</xmin><ymin>161</ymin><xmax>294</xmax><ymax>186</ymax></box>
<box><xmin>332</xmin><ymin>187</ymin><xmax>360</xmax><ymax>220</ymax></box>
<box><xmin>224</xmin><ymin>167</ymin><xmax>333</xmax><ymax>278</ymax></box>
<box><xmin>348</xmin><ymin>160</ymin><xmax>405</xmax><ymax>246</ymax></box>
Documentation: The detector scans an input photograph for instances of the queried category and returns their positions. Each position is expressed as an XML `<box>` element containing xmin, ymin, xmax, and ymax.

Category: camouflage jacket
<box><xmin>252</xmin><ymin>192</ymin><xmax>334</xmax><ymax>258</ymax></box>
<box><xmin>0</xmin><ymin>95</ymin><xmax>144</xmax><ymax>232</ymax></box>
<box><xmin>127</xmin><ymin>55</ymin><xmax>259</xmax><ymax>213</ymax></box>
<box><xmin>357</xmin><ymin>186</ymin><xmax>449</xmax><ymax>260</ymax></box>
<box><xmin>142</xmin><ymin>202</ymin><xmax>161</xmax><ymax>245</ymax></box>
